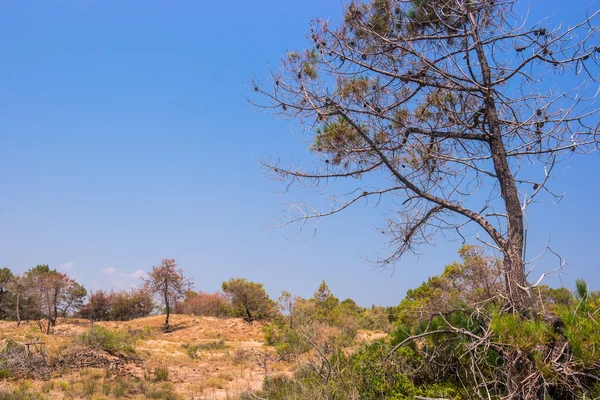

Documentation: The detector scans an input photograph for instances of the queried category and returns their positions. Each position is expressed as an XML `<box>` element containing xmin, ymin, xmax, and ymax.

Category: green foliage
<box><xmin>358</xmin><ymin>306</ymin><xmax>391</xmax><ymax>331</ymax></box>
<box><xmin>0</xmin><ymin>267</ymin><xmax>14</xmax><ymax>289</ymax></box>
<box><xmin>490</xmin><ymin>314</ymin><xmax>554</xmax><ymax>351</ymax></box>
<box><xmin>557</xmin><ymin>302</ymin><xmax>600</xmax><ymax>363</ymax></box>
<box><xmin>312</xmin><ymin>281</ymin><xmax>341</xmax><ymax>321</ymax></box>
<box><xmin>575</xmin><ymin>278</ymin><xmax>589</xmax><ymax>301</ymax></box>
<box><xmin>30</xmin><ymin>265</ymin><xmax>51</xmax><ymax>275</ymax></box>
<box><xmin>263</xmin><ymin>323</ymin><xmax>310</xmax><ymax>357</ymax></box>
<box><xmin>222</xmin><ymin>278</ymin><xmax>275</xmax><ymax>320</ymax></box>
<box><xmin>108</xmin><ymin>288</ymin><xmax>155</xmax><ymax>321</ymax></box>
<box><xmin>250</xmin><ymin>341</ymin><xmax>462</xmax><ymax>400</ymax></box>
<box><xmin>382</xmin><ymin>248</ymin><xmax>600</xmax><ymax>397</ymax></box>
<box><xmin>313</xmin><ymin>118</ymin><xmax>365</xmax><ymax>164</ymax></box>
<box><xmin>396</xmin><ymin>245</ymin><xmax>501</xmax><ymax>325</ymax></box>
<box><xmin>336</xmin><ymin>76</ymin><xmax>371</xmax><ymax>100</ymax></box>
<box><xmin>302</xmin><ymin>55</ymin><xmax>318</xmax><ymax>80</ymax></box>
<box><xmin>76</xmin><ymin>325</ymin><xmax>136</xmax><ymax>355</ymax></box>
<box><xmin>264</xmin><ymin>281</ymin><xmax>370</xmax><ymax>359</ymax></box>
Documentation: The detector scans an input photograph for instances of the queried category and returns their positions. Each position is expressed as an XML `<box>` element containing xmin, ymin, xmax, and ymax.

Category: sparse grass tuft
<box><xmin>231</xmin><ymin>348</ymin><xmax>252</xmax><ymax>365</ymax></box>
<box><xmin>181</xmin><ymin>343</ymin><xmax>200</xmax><ymax>359</ymax></box>
<box><xmin>197</xmin><ymin>338</ymin><xmax>226</xmax><ymax>350</ymax></box>
<box><xmin>144</xmin><ymin>382</ymin><xmax>180</xmax><ymax>400</ymax></box>
<box><xmin>0</xmin><ymin>380</ymin><xmax>44</xmax><ymax>400</ymax></box>
<box><xmin>153</xmin><ymin>365</ymin><xmax>169</xmax><ymax>382</ymax></box>
<box><xmin>41</xmin><ymin>381</ymin><xmax>54</xmax><ymax>394</ymax></box>
<box><xmin>113</xmin><ymin>376</ymin><xmax>131</xmax><ymax>397</ymax></box>
<box><xmin>204</xmin><ymin>376</ymin><xmax>227</xmax><ymax>389</ymax></box>
<box><xmin>83</xmin><ymin>379</ymin><xmax>97</xmax><ymax>397</ymax></box>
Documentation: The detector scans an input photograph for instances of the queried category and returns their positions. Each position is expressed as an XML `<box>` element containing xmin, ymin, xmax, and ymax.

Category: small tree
<box><xmin>278</xmin><ymin>290</ymin><xmax>296</xmax><ymax>328</ymax></box>
<box><xmin>6</xmin><ymin>274</ymin><xmax>27</xmax><ymax>326</ymax></box>
<box><xmin>178</xmin><ymin>291</ymin><xmax>231</xmax><ymax>317</ymax></box>
<box><xmin>24</xmin><ymin>265</ymin><xmax>86</xmax><ymax>333</ymax></box>
<box><xmin>312</xmin><ymin>281</ymin><xmax>341</xmax><ymax>323</ymax></box>
<box><xmin>396</xmin><ymin>245</ymin><xmax>503</xmax><ymax>325</ymax></box>
<box><xmin>109</xmin><ymin>288</ymin><xmax>155</xmax><ymax>321</ymax></box>
<box><xmin>222</xmin><ymin>278</ymin><xmax>274</xmax><ymax>321</ymax></box>
<box><xmin>79</xmin><ymin>290</ymin><xmax>114</xmax><ymax>326</ymax></box>
<box><xmin>143</xmin><ymin>258</ymin><xmax>193</xmax><ymax>330</ymax></box>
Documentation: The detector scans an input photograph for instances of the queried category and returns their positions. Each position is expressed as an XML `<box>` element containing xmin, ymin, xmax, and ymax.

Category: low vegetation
<box><xmin>249</xmin><ymin>247</ymin><xmax>600</xmax><ymax>399</ymax></box>
<box><xmin>0</xmin><ymin>249</ymin><xmax>597</xmax><ymax>398</ymax></box>
<box><xmin>76</xmin><ymin>325</ymin><xmax>138</xmax><ymax>355</ymax></box>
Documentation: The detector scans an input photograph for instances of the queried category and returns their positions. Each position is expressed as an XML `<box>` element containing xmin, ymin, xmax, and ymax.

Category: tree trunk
<box><xmin>164</xmin><ymin>292</ymin><xmax>170</xmax><ymax>331</ymax></box>
<box><xmin>245</xmin><ymin>306</ymin><xmax>253</xmax><ymax>320</ymax></box>
<box><xmin>48</xmin><ymin>303</ymin><xmax>57</xmax><ymax>330</ymax></box>
<box><xmin>468</xmin><ymin>8</ymin><xmax>529</xmax><ymax>315</ymax></box>
<box><xmin>52</xmin><ymin>289</ymin><xmax>58</xmax><ymax>326</ymax></box>
<box><xmin>488</xmin><ymin>134</ymin><xmax>529</xmax><ymax>314</ymax></box>
<box><xmin>15</xmin><ymin>292</ymin><xmax>20</xmax><ymax>327</ymax></box>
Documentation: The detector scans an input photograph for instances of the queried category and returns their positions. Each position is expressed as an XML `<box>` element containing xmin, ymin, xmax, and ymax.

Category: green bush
<box><xmin>76</xmin><ymin>325</ymin><xmax>136</xmax><ymax>354</ymax></box>
<box><xmin>490</xmin><ymin>313</ymin><xmax>554</xmax><ymax>351</ymax></box>
<box><xmin>557</xmin><ymin>302</ymin><xmax>600</xmax><ymax>363</ymax></box>
<box><xmin>263</xmin><ymin>323</ymin><xmax>310</xmax><ymax>357</ymax></box>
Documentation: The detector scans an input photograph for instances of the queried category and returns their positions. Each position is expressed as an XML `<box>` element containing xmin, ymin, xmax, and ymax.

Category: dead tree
<box><xmin>143</xmin><ymin>258</ymin><xmax>192</xmax><ymax>331</ymax></box>
<box><xmin>252</xmin><ymin>0</ymin><xmax>600</xmax><ymax>316</ymax></box>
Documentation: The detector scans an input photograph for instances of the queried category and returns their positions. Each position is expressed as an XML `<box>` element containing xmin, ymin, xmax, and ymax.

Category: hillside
<box><xmin>0</xmin><ymin>315</ymin><xmax>290</xmax><ymax>399</ymax></box>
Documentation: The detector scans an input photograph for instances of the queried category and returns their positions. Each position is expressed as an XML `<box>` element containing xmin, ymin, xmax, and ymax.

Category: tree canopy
<box><xmin>143</xmin><ymin>258</ymin><xmax>193</xmax><ymax>330</ymax></box>
<box><xmin>253</xmin><ymin>0</ymin><xmax>600</xmax><ymax>315</ymax></box>
<box><xmin>222</xmin><ymin>278</ymin><xmax>274</xmax><ymax>320</ymax></box>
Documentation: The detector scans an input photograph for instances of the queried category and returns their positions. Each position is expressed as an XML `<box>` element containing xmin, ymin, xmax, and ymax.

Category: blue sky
<box><xmin>0</xmin><ymin>1</ymin><xmax>598</xmax><ymax>306</ymax></box>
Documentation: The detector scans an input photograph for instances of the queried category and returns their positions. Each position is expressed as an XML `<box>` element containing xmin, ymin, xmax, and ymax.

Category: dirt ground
<box><xmin>0</xmin><ymin>315</ymin><xmax>287</xmax><ymax>399</ymax></box>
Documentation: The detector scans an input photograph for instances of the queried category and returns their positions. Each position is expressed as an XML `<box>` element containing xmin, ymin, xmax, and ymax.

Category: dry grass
<box><xmin>0</xmin><ymin>315</ymin><xmax>275</xmax><ymax>399</ymax></box>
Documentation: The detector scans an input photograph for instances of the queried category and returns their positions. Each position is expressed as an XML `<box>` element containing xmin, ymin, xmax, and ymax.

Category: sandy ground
<box><xmin>0</xmin><ymin>315</ymin><xmax>281</xmax><ymax>399</ymax></box>
<box><xmin>0</xmin><ymin>316</ymin><xmax>388</xmax><ymax>399</ymax></box>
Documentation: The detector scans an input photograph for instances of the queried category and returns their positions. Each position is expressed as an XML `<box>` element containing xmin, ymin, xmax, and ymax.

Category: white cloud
<box><xmin>99</xmin><ymin>267</ymin><xmax>147</xmax><ymax>290</ymax></box>
<box><xmin>128</xmin><ymin>269</ymin><xmax>145</xmax><ymax>279</ymax></box>
<box><xmin>59</xmin><ymin>262</ymin><xmax>75</xmax><ymax>271</ymax></box>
